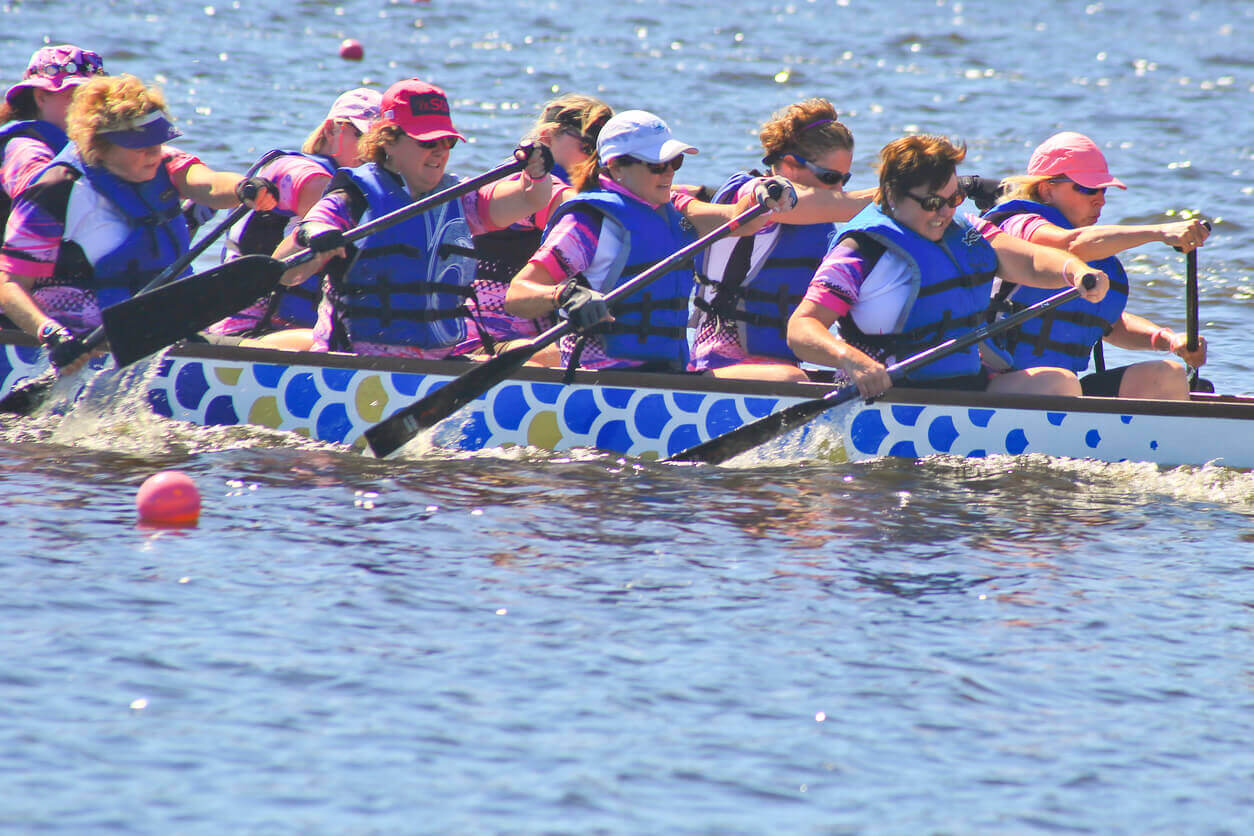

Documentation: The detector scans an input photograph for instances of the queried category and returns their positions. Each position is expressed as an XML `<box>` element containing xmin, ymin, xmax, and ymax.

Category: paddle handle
<box><xmin>1185</xmin><ymin>248</ymin><xmax>1199</xmax><ymax>353</ymax></box>
<box><xmin>281</xmin><ymin>156</ymin><xmax>527</xmax><ymax>272</ymax></box>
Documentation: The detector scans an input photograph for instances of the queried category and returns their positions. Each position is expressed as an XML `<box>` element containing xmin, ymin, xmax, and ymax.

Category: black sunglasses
<box><xmin>416</xmin><ymin>137</ymin><xmax>457</xmax><ymax>150</ymax></box>
<box><xmin>624</xmin><ymin>155</ymin><xmax>683</xmax><ymax>174</ymax></box>
<box><xmin>1049</xmin><ymin>177</ymin><xmax>1105</xmax><ymax>196</ymax></box>
<box><xmin>901</xmin><ymin>187</ymin><xmax>966</xmax><ymax>212</ymax></box>
<box><xmin>789</xmin><ymin>153</ymin><xmax>851</xmax><ymax>187</ymax></box>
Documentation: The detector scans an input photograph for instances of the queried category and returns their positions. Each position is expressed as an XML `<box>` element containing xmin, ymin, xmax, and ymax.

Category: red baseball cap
<box><xmin>378</xmin><ymin>79</ymin><xmax>466</xmax><ymax>143</ymax></box>
<box><xmin>1027</xmin><ymin>132</ymin><xmax>1127</xmax><ymax>190</ymax></box>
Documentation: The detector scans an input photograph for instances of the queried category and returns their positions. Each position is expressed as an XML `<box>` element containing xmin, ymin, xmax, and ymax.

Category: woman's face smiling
<box><xmin>385</xmin><ymin>134</ymin><xmax>454</xmax><ymax>194</ymax></box>
<box><xmin>607</xmin><ymin>155</ymin><xmax>678</xmax><ymax>204</ymax></box>
<box><xmin>891</xmin><ymin>173</ymin><xmax>963</xmax><ymax>241</ymax></box>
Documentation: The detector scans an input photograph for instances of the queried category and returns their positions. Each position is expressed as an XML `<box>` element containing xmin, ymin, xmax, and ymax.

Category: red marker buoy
<box><xmin>137</xmin><ymin>471</ymin><xmax>201</xmax><ymax>526</ymax></box>
<box><xmin>339</xmin><ymin>39</ymin><xmax>364</xmax><ymax>61</ymax></box>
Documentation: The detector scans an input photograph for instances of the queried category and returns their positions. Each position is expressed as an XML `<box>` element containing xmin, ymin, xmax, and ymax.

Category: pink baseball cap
<box><xmin>1027</xmin><ymin>131</ymin><xmax>1127</xmax><ymax>190</ymax></box>
<box><xmin>5</xmin><ymin>44</ymin><xmax>106</xmax><ymax>107</ymax></box>
<box><xmin>378</xmin><ymin>79</ymin><xmax>466</xmax><ymax>143</ymax></box>
<box><xmin>326</xmin><ymin>87</ymin><xmax>381</xmax><ymax>133</ymax></box>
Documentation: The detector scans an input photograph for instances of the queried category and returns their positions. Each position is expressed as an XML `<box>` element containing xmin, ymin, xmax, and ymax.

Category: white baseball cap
<box><xmin>596</xmin><ymin>109</ymin><xmax>697</xmax><ymax>164</ymax></box>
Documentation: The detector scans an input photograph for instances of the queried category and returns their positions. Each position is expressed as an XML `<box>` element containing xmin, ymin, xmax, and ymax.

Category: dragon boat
<box><xmin>2</xmin><ymin>330</ymin><xmax>1252</xmax><ymax>467</ymax></box>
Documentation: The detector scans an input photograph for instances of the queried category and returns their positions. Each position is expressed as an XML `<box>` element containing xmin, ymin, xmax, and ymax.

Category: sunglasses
<box><xmin>28</xmin><ymin>57</ymin><xmax>105</xmax><ymax>79</ymax></box>
<box><xmin>789</xmin><ymin>153</ymin><xmax>851</xmax><ymax>187</ymax></box>
<box><xmin>416</xmin><ymin>136</ymin><xmax>457</xmax><ymax>150</ymax></box>
<box><xmin>1049</xmin><ymin>177</ymin><xmax>1105</xmax><ymax>196</ymax></box>
<box><xmin>624</xmin><ymin>155</ymin><xmax>684</xmax><ymax>174</ymax></box>
<box><xmin>901</xmin><ymin>187</ymin><xmax>966</xmax><ymax>212</ymax></box>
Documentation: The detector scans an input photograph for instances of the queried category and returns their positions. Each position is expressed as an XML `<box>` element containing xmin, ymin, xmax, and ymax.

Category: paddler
<box><xmin>787</xmin><ymin>134</ymin><xmax>1109</xmax><ymax>399</ymax></box>
<box><xmin>277</xmin><ymin>77</ymin><xmax>556</xmax><ymax>358</ymax></box>
<box><xmin>503</xmin><ymin>109</ymin><xmax>797</xmax><ymax>375</ymax></box>
<box><xmin>206</xmin><ymin>87</ymin><xmax>382</xmax><ymax>350</ymax></box>
<box><xmin>983</xmin><ymin>131</ymin><xmax>1210</xmax><ymax>399</ymax></box>
<box><xmin>0</xmin><ymin>73</ymin><xmax>278</xmax><ymax>374</ymax></box>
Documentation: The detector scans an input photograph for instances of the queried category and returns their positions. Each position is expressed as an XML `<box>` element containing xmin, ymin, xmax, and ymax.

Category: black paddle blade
<box><xmin>101</xmin><ymin>255</ymin><xmax>285</xmax><ymax>367</ymax></box>
<box><xmin>364</xmin><ymin>343</ymin><xmax>539</xmax><ymax>458</ymax></box>
<box><xmin>0</xmin><ymin>368</ymin><xmax>58</xmax><ymax>416</ymax></box>
<box><xmin>666</xmin><ymin>391</ymin><xmax>851</xmax><ymax>465</ymax></box>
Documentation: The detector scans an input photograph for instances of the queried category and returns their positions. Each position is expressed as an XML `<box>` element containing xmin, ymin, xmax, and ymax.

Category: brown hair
<box><xmin>66</xmin><ymin>74</ymin><xmax>171</xmax><ymax>166</ymax></box>
<box><xmin>760</xmin><ymin>98</ymin><xmax>854</xmax><ymax>165</ymax></box>
<box><xmin>876</xmin><ymin>134</ymin><xmax>966</xmax><ymax>210</ymax></box>
<box><xmin>0</xmin><ymin>95</ymin><xmax>38</xmax><ymax>125</ymax></box>
<box><xmin>357</xmin><ymin>123</ymin><xmax>406</xmax><ymax>165</ymax></box>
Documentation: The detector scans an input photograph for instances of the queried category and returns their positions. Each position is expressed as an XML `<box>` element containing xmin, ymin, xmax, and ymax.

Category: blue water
<box><xmin>4</xmin><ymin>1</ymin><xmax>1254</xmax><ymax>832</ymax></box>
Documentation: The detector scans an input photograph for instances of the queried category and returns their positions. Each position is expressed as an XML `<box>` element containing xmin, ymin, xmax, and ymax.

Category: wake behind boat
<box><xmin>3</xmin><ymin>330</ymin><xmax>1252</xmax><ymax>468</ymax></box>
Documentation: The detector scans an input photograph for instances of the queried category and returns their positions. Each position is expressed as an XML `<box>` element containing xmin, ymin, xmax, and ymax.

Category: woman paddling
<box><xmin>277</xmin><ymin>78</ymin><xmax>554</xmax><ymax>358</ymax></box>
<box><xmin>984</xmin><ymin>131</ymin><xmax>1209</xmax><ymax>399</ymax></box>
<box><xmin>690</xmin><ymin>98</ymin><xmax>876</xmax><ymax>382</ymax></box>
<box><xmin>504</xmin><ymin>109</ymin><xmax>795</xmax><ymax>374</ymax></box>
<box><xmin>466</xmin><ymin>94</ymin><xmax>611</xmax><ymax>356</ymax></box>
<box><xmin>1</xmin><ymin>45</ymin><xmax>107</xmax><ymax>247</ymax></box>
<box><xmin>0</xmin><ymin>73</ymin><xmax>277</xmax><ymax>374</ymax></box>
<box><xmin>207</xmin><ymin>87</ymin><xmax>382</xmax><ymax>350</ymax></box>
<box><xmin>787</xmin><ymin>134</ymin><xmax>1108</xmax><ymax>398</ymax></box>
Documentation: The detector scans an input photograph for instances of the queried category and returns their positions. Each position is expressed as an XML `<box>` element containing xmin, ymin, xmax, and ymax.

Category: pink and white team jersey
<box><xmin>461</xmin><ymin>172</ymin><xmax>570</xmax><ymax>346</ymax></box>
<box><xmin>207</xmin><ymin>153</ymin><xmax>336</xmax><ymax>335</ymax></box>
<box><xmin>527</xmin><ymin>177</ymin><xmax>696</xmax><ymax>370</ymax></box>
<box><xmin>0</xmin><ymin>136</ymin><xmax>57</xmax><ymax>203</ymax></box>
<box><xmin>687</xmin><ymin>175</ymin><xmax>794</xmax><ymax>373</ymax></box>
<box><xmin>0</xmin><ymin>147</ymin><xmax>202</xmax><ymax>332</ymax></box>
<box><xmin>303</xmin><ymin>176</ymin><xmax>505</xmax><ymax>358</ymax></box>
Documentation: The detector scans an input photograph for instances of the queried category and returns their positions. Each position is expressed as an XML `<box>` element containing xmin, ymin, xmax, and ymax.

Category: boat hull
<box><xmin>4</xmin><ymin>334</ymin><xmax>1253</xmax><ymax>467</ymax></box>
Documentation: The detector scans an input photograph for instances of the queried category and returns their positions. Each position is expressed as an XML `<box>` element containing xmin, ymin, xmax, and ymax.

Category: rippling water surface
<box><xmin>3</xmin><ymin>1</ymin><xmax>1254</xmax><ymax>832</ymax></box>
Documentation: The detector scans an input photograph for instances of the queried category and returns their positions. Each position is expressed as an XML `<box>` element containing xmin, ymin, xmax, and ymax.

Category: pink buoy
<box><xmin>339</xmin><ymin>39</ymin><xmax>364</xmax><ymax>61</ymax></box>
<box><xmin>136</xmin><ymin>471</ymin><xmax>201</xmax><ymax>526</ymax></box>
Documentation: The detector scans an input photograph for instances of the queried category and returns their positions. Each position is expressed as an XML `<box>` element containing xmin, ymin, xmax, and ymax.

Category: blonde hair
<box><xmin>760</xmin><ymin>98</ymin><xmax>854</xmax><ymax>164</ymax></box>
<box><xmin>67</xmin><ymin>74</ymin><xmax>170</xmax><ymax>166</ymax></box>
<box><xmin>998</xmin><ymin>174</ymin><xmax>1052</xmax><ymax>203</ymax></box>
<box><xmin>357</xmin><ymin>123</ymin><xmax>406</xmax><ymax>165</ymax></box>
<box><xmin>529</xmin><ymin>93</ymin><xmax>612</xmax><ymax>143</ymax></box>
<box><xmin>876</xmin><ymin>134</ymin><xmax>966</xmax><ymax>211</ymax></box>
<box><xmin>302</xmin><ymin>122</ymin><xmax>336</xmax><ymax>156</ymax></box>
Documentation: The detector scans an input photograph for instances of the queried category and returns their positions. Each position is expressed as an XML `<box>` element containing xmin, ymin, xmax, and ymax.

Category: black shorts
<box><xmin>897</xmin><ymin>368</ymin><xmax>990</xmax><ymax>392</ymax></box>
<box><xmin>1080</xmin><ymin>367</ymin><xmax>1128</xmax><ymax>397</ymax></box>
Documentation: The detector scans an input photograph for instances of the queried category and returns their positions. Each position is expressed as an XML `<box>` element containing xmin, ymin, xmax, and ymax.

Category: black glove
<box><xmin>754</xmin><ymin>176</ymin><xmax>796</xmax><ymax>210</ymax></box>
<box><xmin>555</xmin><ymin>279</ymin><xmax>610</xmax><ymax>332</ymax></box>
<box><xmin>514</xmin><ymin>141</ymin><xmax>554</xmax><ymax>179</ymax></box>
<box><xmin>38</xmin><ymin>321</ymin><xmax>87</xmax><ymax>370</ymax></box>
<box><xmin>957</xmin><ymin>175</ymin><xmax>1004</xmax><ymax>212</ymax></box>
<box><xmin>296</xmin><ymin>225</ymin><xmax>348</xmax><ymax>253</ymax></box>
<box><xmin>234</xmin><ymin>176</ymin><xmax>278</xmax><ymax>205</ymax></box>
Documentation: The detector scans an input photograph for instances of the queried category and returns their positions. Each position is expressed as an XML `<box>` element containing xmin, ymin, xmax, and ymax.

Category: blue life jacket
<box><xmin>223</xmin><ymin>149</ymin><xmax>337</xmax><ymax>330</ymax></box>
<box><xmin>693</xmin><ymin>170</ymin><xmax>833</xmax><ymax>360</ymax></box>
<box><xmin>0</xmin><ymin>119</ymin><xmax>69</xmax><ymax>240</ymax></box>
<box><xmin>834</xmin><ymin>202</ymin><xmax>1005</xmax><ymax>381</ymax></box>
<box><xmin>547</xmin><ymin>189</ymin><xmax>694</xmax><ymax>368</ymax></box>
<box><xmin>983</xmin><ymin>199</ymin><xmax>1129</xmax><ymax>372</ymax></box>
<box><xmin>329</xmin><ymin>163</ymin><xmax>476</xmax><ymax>349</ymax></box>
<box><xmin>51</xmin><ymin>145</ymin><xmax>189</xmax><ymax>309</ymax></box>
